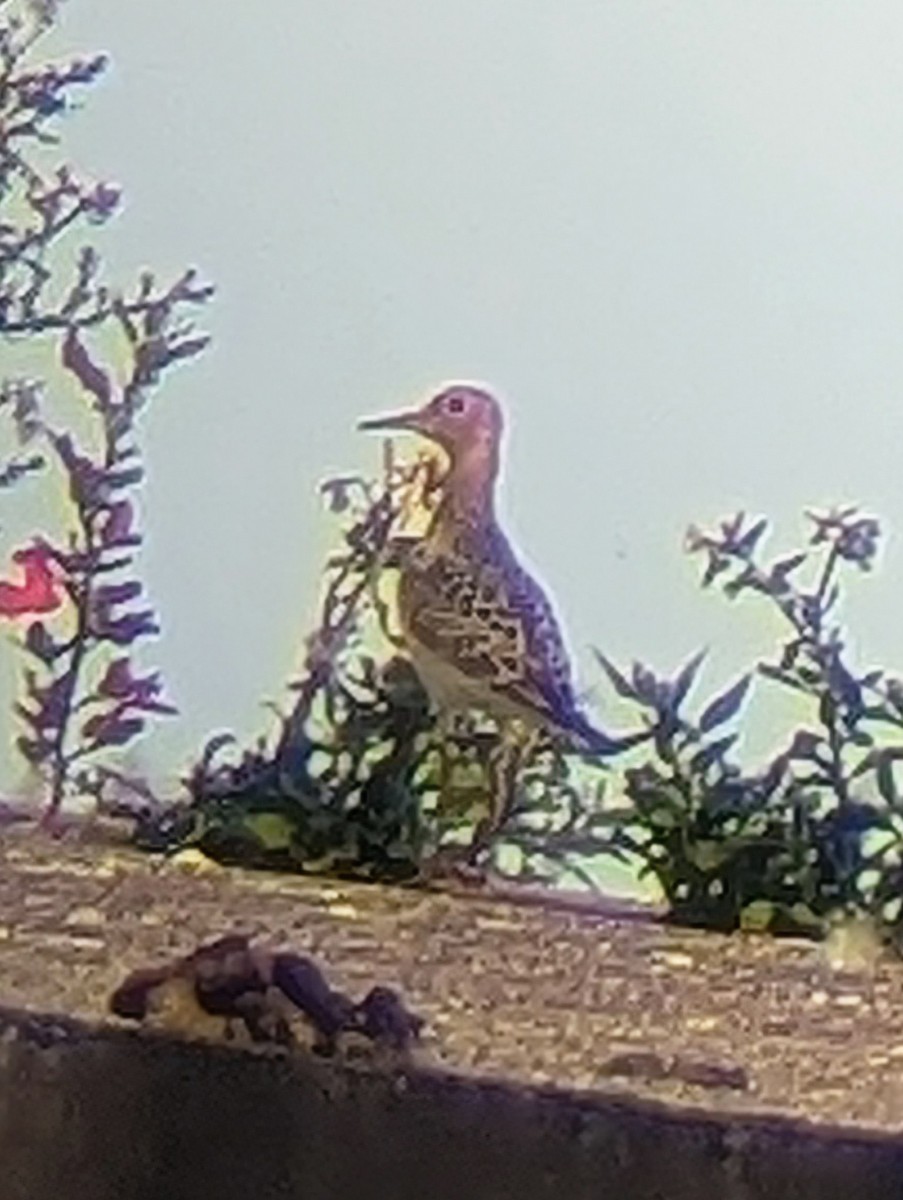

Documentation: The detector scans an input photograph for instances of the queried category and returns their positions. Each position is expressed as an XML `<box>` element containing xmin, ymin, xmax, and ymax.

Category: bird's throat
<box><xmin>431</xmin><ymin>447</ymin><xmax>499</xmax><ymax>544</ymax></box>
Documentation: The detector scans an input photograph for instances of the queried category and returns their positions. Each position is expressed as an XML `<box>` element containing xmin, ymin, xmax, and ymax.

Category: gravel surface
<box><xmin>0</xmin><ymin>825</ymin><xmax>901</xmax><ymax>1133</ymax></box>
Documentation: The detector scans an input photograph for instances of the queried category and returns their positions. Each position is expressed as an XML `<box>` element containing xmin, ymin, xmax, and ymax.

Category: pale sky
<box><xmin>4</xmin><ymin>1</ymin><xmax>903</xmax><ymax>801</ymax></box>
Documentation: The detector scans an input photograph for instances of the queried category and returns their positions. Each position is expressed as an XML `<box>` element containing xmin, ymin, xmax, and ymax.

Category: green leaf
<box><xmin>701</xmin><ymin>555</ymin><xmax>729</xmax><ymax>587</ymax></box>
<box><xmin>849</xmin><ymin>749</ymin><xmax>879</xmax><ymax>780</ymax></box>
<box><xmin>698</xmin><ymin>675</ymin><xmax>752</xmax><ymax>733</ymax></box>
<box><xmin>787</xmin><ymin>902</ymin><xmax>825</xmax><ymax>935</ymax></box>
<box><xmin>758</xmin><ymin>664</ymin><xmax>811</xmax><ymax>695</ymax></box>
<box><xmin>242</xmin><ymin>811</ymin><xmax>295</xmax><ymax>851</ymax></box>
<box><xmin>198</xmin><ymin>731</ymin><xmax>236</xmax><ymax>772</ymax></box>
<box><xmin>769</xmin><ymin>552</ymin><xmax>807</xmax><ymax>583</ymax></box>
<box><xmin>736</xmin><ymin>517</ymin><xmax>768</xmax><ymax>557</ymax></box>
<box><xmin>592</xmin><ymin>649</ymin><xmax>638</xmax><ymax>701</ymax></box>
<box><xmin>877</xmin><ymin>753</ymin><xmax>899</xmax><ymax>806</ymax></box>
<box><xmin>670</xmin><ymin>648</ymin><xmax>708</xmax><ymax>712</ymax></box>
<box><xmin>690</xmin><ymin>734</ymin><xmax>739</xmax><ymax>773</ymax></box>
<box><xmin>688</xmin><ymin>839</ymin><xmax>728</xmax><ymax>873</ymax></box>
<box><xmin>739</xmin><ymin>900</ymin><xmax>775</xmax><ymax>933</ymax></box>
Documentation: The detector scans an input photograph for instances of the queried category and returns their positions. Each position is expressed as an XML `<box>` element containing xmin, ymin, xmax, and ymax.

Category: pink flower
<box><xmin>0</xmin><ymin>542</ymin><xmax>66</xmax><ymax>619</ymax></box>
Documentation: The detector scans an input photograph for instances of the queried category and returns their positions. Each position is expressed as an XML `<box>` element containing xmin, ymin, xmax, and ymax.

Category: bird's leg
<box><xmin>469</xmin><ymin>727</ymin><xmax>518</xmax><ymax>860</ymax></box>
<box><xmin>420</xmin><ymin>721</ymin><xmax>540</xmax><ymax>886</ymax></box>
<box><xmin>470</xmin><ymin>722</ymin><xmax>543</xmax><ymax>858</ymax></box>
<box><xmin>417</xmin><ymin>710</ymin><xmax>493</xmax><ymax>887</ymax></box>
<box><xmin>433</xmin><ymin>709</ymin><xmax>464</xmax><ymax>800</ymax></box>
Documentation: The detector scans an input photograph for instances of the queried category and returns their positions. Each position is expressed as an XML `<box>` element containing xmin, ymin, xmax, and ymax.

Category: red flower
<box><xmin>0</xmin><ymin>543</ymin><xmax>66</xmax><ymax>619</ymax></box>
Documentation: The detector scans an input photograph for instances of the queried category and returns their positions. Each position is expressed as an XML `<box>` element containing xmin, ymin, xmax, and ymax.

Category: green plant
<box><xmin>141</xmin><ymin>444</ymin><xmax>626</xmax><ymax>884</ymax></box>
<box><xmin>131</xmin><ymin>435</ymin><xmax>903</xmax><ymax>930</ymax></box>
<box><xmin>135</xmin><ymin>450</ymin><xmax>440</xmax><ymax>880</ymax></box>
<box><xmin>591</xmin><ymin>506</ymin><xmax>903</xmax><ymax>935</ymax></box>
<box><xmin>0</xmin><ymin>0</ymin><xmax>212</xmax><ymax>819</ymax></box>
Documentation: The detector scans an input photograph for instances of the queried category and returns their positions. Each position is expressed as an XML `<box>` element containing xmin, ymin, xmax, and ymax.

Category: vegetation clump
<box><xmin>0</xmin><ymin>0</ymin><xmax>212</xmax><ymax>822</ymax></box>
<box><xmin>3</xmin><ymin>1</ymin><xmax>902</xmax><ymax>946</ymax></box>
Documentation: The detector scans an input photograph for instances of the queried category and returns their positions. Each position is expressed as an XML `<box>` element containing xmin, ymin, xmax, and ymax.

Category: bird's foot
<box><xmin>417</xmin><ymin>844</ymin><xmax>490</xmax><ymax>890</ymax></box>
<box><xmin>38</xmin><ymin>805</ymin><xmax>73</xmax><ymax>838</ymax></box>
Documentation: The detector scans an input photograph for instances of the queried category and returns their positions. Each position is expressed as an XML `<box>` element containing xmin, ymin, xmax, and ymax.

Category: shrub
<box><xmin>145</xmin><ymin>420</ymin><xmax>903</xmax><ymax>934</ymax></box>
<box><xmin>594</xmin><ymin>506</ymin><xmax>903</xmax><ymax>935</ymax></box>
<box><xmin>136</xmin><ymin>448</ymin><xmax>439</xmax><ymax>880</ymax></box>
<box><xmin>0</xmin><ymin>0</ymin><xmax>212</xmax><ymax>819</ymax></box>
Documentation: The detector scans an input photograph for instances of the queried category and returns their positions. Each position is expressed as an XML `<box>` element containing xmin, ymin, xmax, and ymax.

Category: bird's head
<box><xmin>358</xmin><ymin>383</ymin><xmax>503</xmax><ymax>461</ymax></box>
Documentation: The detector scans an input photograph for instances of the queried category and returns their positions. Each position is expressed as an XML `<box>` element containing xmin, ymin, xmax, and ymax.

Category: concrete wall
<box><xmin>0</xmin><ymin>1006</ymin><xmax>901</xmax><ymax>1200</ymax></box>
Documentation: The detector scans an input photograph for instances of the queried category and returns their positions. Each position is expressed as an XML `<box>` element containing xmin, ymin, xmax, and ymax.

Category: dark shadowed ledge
<box><xmin>2</xmin><ymin>1005</ymin><xmax>903</xmax><ymax>1200</ymax></box>
<box><xmin>1</xmin><ymin>828</ymin><xmax>903</xmax><ymax>1199</ymax></box>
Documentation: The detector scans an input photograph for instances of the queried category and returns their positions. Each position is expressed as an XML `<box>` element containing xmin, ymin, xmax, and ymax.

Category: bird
<box><xmin>358</xmin><ymin>383</ymin><xmax>649</xmax><ymax>849</ymax></box>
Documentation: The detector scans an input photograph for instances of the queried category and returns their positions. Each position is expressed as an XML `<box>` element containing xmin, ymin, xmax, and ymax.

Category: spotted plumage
<box><xmin>359</xmin><ymin>383</ymin><xmax>646</xmax><ymax>758</ymax></box>
<box><xmin>400</xmin><ymin>522</ymin><xmax>578</xmax><ymax>733</ymax></box>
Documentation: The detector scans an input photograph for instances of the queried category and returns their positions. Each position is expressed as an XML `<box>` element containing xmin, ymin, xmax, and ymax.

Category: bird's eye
<box><xmin>444</xmin><ymin>394</ymin><xmax>467</xmax><ymax>415</ymax></box>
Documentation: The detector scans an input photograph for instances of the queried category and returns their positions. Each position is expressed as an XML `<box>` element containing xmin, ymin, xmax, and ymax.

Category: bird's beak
<box><xmin>357</xmin><ymin>408</ymin><xmax>425</xmax><ymax>434</ymax></box>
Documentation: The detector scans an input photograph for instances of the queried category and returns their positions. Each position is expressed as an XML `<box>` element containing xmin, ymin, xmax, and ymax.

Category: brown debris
<box><xmin>109</xmin><ymin>931</ymin><xmax>424</xmax><ymax>1059</ymax></box>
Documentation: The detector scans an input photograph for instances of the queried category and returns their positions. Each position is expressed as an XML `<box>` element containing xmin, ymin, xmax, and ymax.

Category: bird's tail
<box><xmin>564</xmin><ymin>710</ymin><xmax>652</xmax><ymax>759</ymax></box>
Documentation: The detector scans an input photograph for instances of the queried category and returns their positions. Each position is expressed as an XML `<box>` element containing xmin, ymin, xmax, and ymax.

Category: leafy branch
<box><xmin>0</xmin><ymin>0</ymin><xmax>213</xmax><ymax>819</ymax></box>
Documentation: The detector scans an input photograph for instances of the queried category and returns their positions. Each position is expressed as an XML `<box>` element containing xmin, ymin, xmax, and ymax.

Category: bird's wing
<box><xmin>490</xmin><ymin>551</ymin><xmax>584</xmax><ymax>725</ymax></box>
<box><xmin>402</xmin><ymin>530</ymin><xmax>583</xmax><ymax>729</ymax></box>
